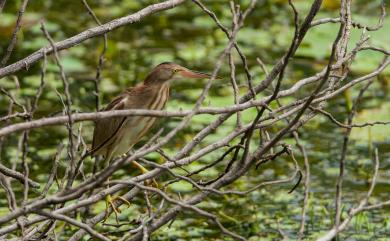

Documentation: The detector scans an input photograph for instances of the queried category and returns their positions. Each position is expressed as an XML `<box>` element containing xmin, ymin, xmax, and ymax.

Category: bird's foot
<box><xmin>131</xmin><ymin>160</ymin><xmax>159</xmax><ymax>188</ymax></box>
<box><xmin>103</xmin><ymin>194</ymin><xmax>131</xmax><ymax>224</ymax></box>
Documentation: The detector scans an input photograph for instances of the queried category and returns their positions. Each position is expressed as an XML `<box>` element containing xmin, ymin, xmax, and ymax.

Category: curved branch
<box><xmin>34</xmin><ymin>210</ymin><xmax>110</xmax><ymax>241</ymax></box>
<box><xmin>0</xmin><ymin>0</ymin><xmax>186</xmax><ymax>79</ymax></box>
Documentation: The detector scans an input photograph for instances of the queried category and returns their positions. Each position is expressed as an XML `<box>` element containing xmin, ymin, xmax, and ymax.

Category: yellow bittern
<box><xmin>90</xmin><ymin>62</ymin><xmax>211</xmax><ymax>218</ymax></box>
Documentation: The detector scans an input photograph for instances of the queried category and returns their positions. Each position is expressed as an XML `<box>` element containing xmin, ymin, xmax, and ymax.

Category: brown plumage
<box><xmin>91</xmin><ymin>62</ymin><xmax>211</xmax><ymax>166</ymax></box>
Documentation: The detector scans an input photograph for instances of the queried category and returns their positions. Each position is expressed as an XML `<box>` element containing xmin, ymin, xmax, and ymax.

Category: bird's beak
<box><xmin>180</xmin><ymin>69</ymin><xmax>215</xmax><ymax>79</ymax></box>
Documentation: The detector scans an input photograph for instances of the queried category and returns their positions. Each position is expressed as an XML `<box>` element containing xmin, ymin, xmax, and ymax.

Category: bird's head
<box><xmin>144</xmin><ymin>62</ymin><xmax>212</xmax><ymax>85</ymax></box>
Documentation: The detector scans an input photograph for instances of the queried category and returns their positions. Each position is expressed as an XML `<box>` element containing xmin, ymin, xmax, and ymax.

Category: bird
<box><xmin>90</xmin><ymin>62</ymin><xmax>211</xmax><ymax>219</ymax></box>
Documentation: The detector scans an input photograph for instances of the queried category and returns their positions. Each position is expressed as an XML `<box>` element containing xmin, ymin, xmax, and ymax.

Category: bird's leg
<box><xmin>120</xmin><ymin>150</ymin><xmax>158</xmax><ymax>187</ymax></box>
<box><xmin>130</xmin><ymin>160</ymin><xmax>158</xmax><ymax>188</ymax></box>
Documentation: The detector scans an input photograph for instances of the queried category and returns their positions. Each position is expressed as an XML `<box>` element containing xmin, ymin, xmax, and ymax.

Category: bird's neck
<box><xmin>148</xmin><ymin>82</ymin><xmax>170</xmax><ymax>110</ymax></box>
<box><xmin>145</xmin><ymin>81</ymin><xmax>170</xmax><ymax>91</ymax></box>
<box><xmin>159</xmin><ymin>82</ymin><xmax>170</xmax><ymax>97</ymax></box>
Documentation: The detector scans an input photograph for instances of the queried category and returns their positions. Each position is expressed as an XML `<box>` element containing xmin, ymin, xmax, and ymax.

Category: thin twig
<box><xmin>81</xmin><ymin>0</ymin><xmax>107</xmax><ymax>111</ymax></box>
<box><xmin>41</xmin><ymin>22</ymin><xmax>76</xmax><ymax>190</ymax></box>
<box><xmin>0</xmin><ymin>0</ymin><xmax>29</xmax><ymax>66</ymax></box>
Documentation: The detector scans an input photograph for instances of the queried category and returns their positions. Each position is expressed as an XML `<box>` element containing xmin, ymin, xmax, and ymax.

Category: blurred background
<box><xmin>0</xmin><ymin>0</ymin><xmax>389</xmax><ymax>240</ymax></box>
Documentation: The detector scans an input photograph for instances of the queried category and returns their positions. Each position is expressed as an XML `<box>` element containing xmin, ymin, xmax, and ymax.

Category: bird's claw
<box><xmin>115</xmin><ymin>196</ymin><xmax>131</xmax><ymax>207</ymax></box>
<box><xmin>103</xmin><ymin>194</ymin><xmax>131</xmax><ymax>224</ymax></box>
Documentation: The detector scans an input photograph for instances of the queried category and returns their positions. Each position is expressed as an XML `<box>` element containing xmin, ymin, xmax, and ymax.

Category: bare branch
<box><xmin>0</xmin><ymin>164</ymin><xmax>39</xmax><ymax>188</ymax></box>
<box><xmin>35</xmin><ymin>210</ymin><xmax>111</xmax><ymax>241</ymax></box>
<box><xmin>0</xmin><ymin>0</ymin><xmax>186</xmax><ymax>79</ymax></box>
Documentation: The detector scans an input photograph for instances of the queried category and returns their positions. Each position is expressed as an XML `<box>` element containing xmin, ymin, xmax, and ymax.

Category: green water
<box><xmin>0</xmin><ymin>0</ymin><xmax>389</xmax><ymax>240</ymax></box>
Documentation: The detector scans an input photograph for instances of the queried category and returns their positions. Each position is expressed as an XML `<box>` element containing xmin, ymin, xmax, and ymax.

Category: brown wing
<box><xmin>90</xmin><ymin>93</ymin><xmax>127</xmax><ymax>156</ymax></box>
<box><xmin>90</xmin><ymin>85</ymin><xmax>155</xmax><ymax>156</ymax></box>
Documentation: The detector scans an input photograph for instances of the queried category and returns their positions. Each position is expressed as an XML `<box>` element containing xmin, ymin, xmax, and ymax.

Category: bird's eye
<box><xmin>173</xmin><ymin>69</ymin><xmax>179</xmax><ymax>73</ymax></box>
